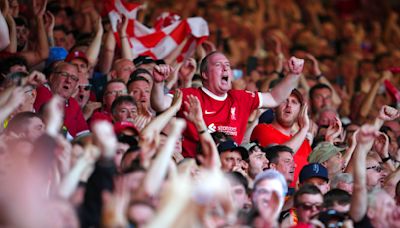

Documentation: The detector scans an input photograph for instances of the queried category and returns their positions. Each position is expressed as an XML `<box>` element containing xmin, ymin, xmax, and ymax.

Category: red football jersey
<box><xmin>178</xmin><ymin>87</ymin><xmax>261</xmax><ymax>157</ymax></box>
<box><xmin>34</xmin><ymin>85</ymin><xmax>89</xmax><ymax>138</ymax></box>
<box><xmin>250</xmin><ymin>124</ymin><xmax>312</xmax><ymax>188</ymax></box>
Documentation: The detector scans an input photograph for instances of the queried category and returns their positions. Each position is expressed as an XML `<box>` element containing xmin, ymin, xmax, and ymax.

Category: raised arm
<box><xmin>117</xmin><ymin>15</ymin><xmax>133</xmax><ymax>61</ymax></box>
<box><xmin>142</xmin><ymin>119</ymin><xmax>186</xmax><ymax>196</ymax></box>
<box><xmin>0</xmin><ymin>3</ymin><xmax>10</xmax><ymax>50</ymax></box>
<box><xmin>360</xmin><ymin>71</ymin><xmax>392</xmax><ymax>120</ymax></box>
<box><xmin>183</xmin><ymin>95</ymin><xmax>221</xmax><ymax>169</ymax></box>
<box><xmin>0</xmin><ymin>86</ymin><xmax>24</xmax><ymax>132</ymax></box>
<box><xmin>98</xmin><ymin>30</ymin><xmax>116</xmax><ymax>74</ymax></box>
<box><xmin>86</xmin><ymin>16</ymin><xmax>104</xmax><ymax>68</ymax></box>
<box><xmin>260</xmin><ymin>57</ymin><xmax>303</xmax><ymax>108</ymax></box>
<box><xmin>140</xmin><ymin>89</ymin><xmax>182</xmax><ymax>142</ymax></box>
<box><xmin>349</xmin><ymin>124</ymin><xmax>378</xmax><ymax>222</ymax></box>
<box><xmin>305</xmin><ymin>53</ymin><xmax>342</xmax><ymax>107</ymax></box>
<box><xmin>150</xmin><ymin>64</ymin><xmax>174</xmax><ymax>112</ymax></box>
<box><xmin>19</xmin><ymin>0</ymin><xmax>49</xmax><ymax>66</ymax></box>
<box><xmin>373</xmin><ymin>105</ymin><xmax>400</xmax><ymax>130</ymax></box>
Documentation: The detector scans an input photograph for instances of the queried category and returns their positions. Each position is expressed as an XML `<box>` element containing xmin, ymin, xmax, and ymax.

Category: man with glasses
<box><xmin>366</xmin><ymin>155</ymin><xmax>386</xmax><ymax>191</ymax></box>
<box><xmin>89</xmin><ymin>79</ymin><xmax>127</xmax><ymax>126</ymax></box>
<box><xmin>34</xmin><ymin>62</ymin><xmax>89</xmax><ymax>138</ymax></box>
<box><xmin>293</xmin><ymin>184</ymin><xmax>324</xmax><ymax>225</ymax></box>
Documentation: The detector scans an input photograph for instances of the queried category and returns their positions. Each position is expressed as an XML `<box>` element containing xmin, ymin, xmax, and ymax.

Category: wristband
<box><xmin>198</xmin><ymin>129</ymin><xmax>206</xmax><ymax>134</ymax></box>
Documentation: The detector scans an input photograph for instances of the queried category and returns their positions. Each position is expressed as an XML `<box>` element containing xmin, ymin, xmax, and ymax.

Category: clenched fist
<box><xmin>288</xmin><ymin>56</ymin><xmax>304</xmax><ymax>75</ymax></box>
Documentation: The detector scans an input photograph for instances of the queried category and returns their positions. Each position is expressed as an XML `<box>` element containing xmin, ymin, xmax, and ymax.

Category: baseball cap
<box><xmin>241</xmin><ymin>141</ymin><xmax>259</xmax><ymax>152</ymax></box>
<box><xmin>217</xmin><ymin>140</ymin><xmax>249</xmax><ymax>160</ymax></box>
<box><xmin>114</xmin><ymin>121</ymin><xmax>139</xmax><ymax>136</ymax></box>
<box><xmin>291</xmin><ymin>88</ymin><xmax>304</xmax><ymax>105</ymax></box>
<box><xmin>308</xmin><ymin>141</ymin><xmax>345</xmax><ymax>163</ymax></box>
<box><xmin>299</xmin><ymin>163</ymin><xmax>329</xmax><ymax>183</ymax></box>
<box><xmin>65</xmin><ymin>51</ymin><xmax>89</xmax><ymax>64</ymax></box>
<box><xmin>46</xmin><ymin>47</ymin><xmax>68</xmax><ymax>67</ymax></box>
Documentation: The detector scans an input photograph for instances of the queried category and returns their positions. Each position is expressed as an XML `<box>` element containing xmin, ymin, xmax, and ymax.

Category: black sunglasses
<box><xmin>78</xmin><ymin>84</ymin><xmax>92</xmax><ymax>91</ymax></box>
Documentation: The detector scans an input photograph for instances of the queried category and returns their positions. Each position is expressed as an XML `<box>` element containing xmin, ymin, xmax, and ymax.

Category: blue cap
<box><xmin>217</xmin><ymin>140</ymin><xmax>248</xmax><ymax>160</ymax></box>
<box><xmin>299</xmin><ymin>163</ymin><xmax>329</xmax><ymax>183</ymax></box>
<box><xmin>46</xmin><ymin>47</ymin><xmax>68</xmax><ymax>67</ymax></box>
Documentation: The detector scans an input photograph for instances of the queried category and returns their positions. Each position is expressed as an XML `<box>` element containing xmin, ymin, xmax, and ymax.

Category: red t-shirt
<box><xmin>34</xmin><ymin>85</ymin><xmax>89</xmax><ymax>138</ymax></box>
<box><xmin>250</xmin><ymin>124</ymin><xmax>311</xmax><ymax>188</ymax></box>
<box><xmin>177</xmin><ymin>87</ymin><xmax>261</xmax><ymax>157</ymax></box>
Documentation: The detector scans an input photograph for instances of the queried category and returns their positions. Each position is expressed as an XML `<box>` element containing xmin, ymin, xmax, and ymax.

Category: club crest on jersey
<box><xmin>230</xmin><ymin>107</ymin><xmax>236</xmax><ymax>120</ymax></box>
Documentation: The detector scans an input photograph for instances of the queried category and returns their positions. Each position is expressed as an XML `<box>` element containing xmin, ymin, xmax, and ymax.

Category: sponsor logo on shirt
<box><xmin>207</xmin><ymin>123</ymin><xmax>238</xmax><ymax>136</ymax></box>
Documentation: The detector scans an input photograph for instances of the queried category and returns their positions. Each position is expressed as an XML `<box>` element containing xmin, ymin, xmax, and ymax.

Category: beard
<box><xmin>275</xmin><ymin>111</ymin><xmax>297</xmax><ymax>128</ymax></box>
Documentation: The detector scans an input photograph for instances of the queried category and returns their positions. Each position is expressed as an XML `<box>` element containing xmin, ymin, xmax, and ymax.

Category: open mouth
<box><xmin>222</xmin><ymin>75</ymin><xmax>229</xmax><ymax>83</ymax></box>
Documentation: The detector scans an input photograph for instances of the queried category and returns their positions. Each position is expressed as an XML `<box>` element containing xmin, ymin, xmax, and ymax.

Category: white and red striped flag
<box><xmin>105</xmin><ymin>0</ymin><xmax>209</xmax><ymax>61</ymax></box>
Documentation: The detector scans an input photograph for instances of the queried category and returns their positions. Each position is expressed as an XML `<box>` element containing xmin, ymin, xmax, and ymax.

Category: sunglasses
<box><xmin>366</xmin><ymin>166</ymin><xmax>382</xmax><ymax>172</ymax></box>
<box><xmin>78</xmin><ymin>84</ymin><xmax>92</xmax><ymax>91</ymax></box>
<box><xmin>297</xmin><ymin>203</ymin><xmax>323</xmax><ymax>211</ymax></box>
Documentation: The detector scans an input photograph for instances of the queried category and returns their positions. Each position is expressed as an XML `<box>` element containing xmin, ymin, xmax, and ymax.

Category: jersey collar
<box><xmin>201</xmin><ymin>87</ymin><xmax>227</xmax><ymax>101</ymax></box>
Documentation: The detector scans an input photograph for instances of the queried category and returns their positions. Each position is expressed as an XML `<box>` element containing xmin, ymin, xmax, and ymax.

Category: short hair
<box><xmin>105</xmin><ymin>79</ymin><xmax>127</xmax><ymax>90</ymax></box>
<box><xmin>323</xmin><ymin>188</ymin><xmax>351</xmax><ymax>208</ymax></box>
<box><xmin>309</xmin><ymin>83</ymin><xmax>332</xmax><ymax>99</ymax></box>
<box><xmin>53</xmin><ymin>25</ymin><xmax>68</xmax><ymax>34</ymax></box>
<box><xmin>0</xmin><ymin>56</ymin><xmax>28</xmax><ymax>75</ymax></box>
<box><xmin>330</xmin><ymin>173</ymin><xmax>353</xmax><ymax>189</ymax></box>
<box><xmin>14</xmin><ymin>16</ymin><xmax>28</xmax><ymax>27</ymax></box>
<box><xmin>117</xmin><ymin>134</ymin><xmax>138</xmax><ymax>147</ymax></box>
<box><xmin>199</xmin><ymin>51</ymin><xmax>222</xmax><ymax>77</ymax></box>
<box><xmin>6</xmin><ymin>112</ymin><xmax>42</xmax><ymax>135</ymax></box>
<box><xmin>111</xmin><ymin>95</ymin><xmax>136</xmax><ymax>115</ymax></box>
<box><xmin>253</xmin><ymin>169</ymin><xmax>288</xmax><ymax>197</ymax></box>
<box><xmin>52</xmin><ymin>61</ymin><xmax>78</xmax><ymax>74</ymax></box>
<box><xmin>129</xmin><ymin>68</ymin><xmax>151</xmax><ymax>81</ymax></box>
<box><xmin>226</xmin><ymin>171</ymin><xmax>249</xmax><ymax>192</ymax></box>
<box><xmin>263</xmin><ymin>145</ymin><xmax>294</xmax><ymax>164</ymax></box>
<box><xmin>127</xmin><ymin>76</ymin><xmax>150</xmax><ymax>88</ymax></box>
<box><xmin>293</xmin><ymin>184</ymin><xmax>322</xmax><ymax>207</ymax></box>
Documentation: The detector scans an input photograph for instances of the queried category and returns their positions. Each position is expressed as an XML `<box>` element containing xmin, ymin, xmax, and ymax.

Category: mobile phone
<box><xmin>233</xmin><ymin>69</ymin><xmax>243</xmax><ymax>80</ymax></box>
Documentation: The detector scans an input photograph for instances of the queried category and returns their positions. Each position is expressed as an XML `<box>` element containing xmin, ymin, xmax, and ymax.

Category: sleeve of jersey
<box><xmin>250</xmin><ymin>124</ymin><xmax>280</xmax><ymax>147</ymax></box>
<box><xmin>75</xmin><ymin>109</ymin><xmax>90</xmax><ymax>137</ymax></box>
<box><xmin>33</xmin><ymin>86</ymin><xmax>52</xmax><ymax>112</ymax></box>
<box><xmin>239</xmin><ymin>90</ymin><xmax>262</xmax><ymax>111</ymax></box>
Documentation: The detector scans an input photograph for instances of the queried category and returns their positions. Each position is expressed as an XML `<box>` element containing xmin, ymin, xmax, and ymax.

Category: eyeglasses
<box><xmin>105</xmin><ymin>90</ymin><xmax>127</xmax><ymax>96</ymax></box>
<box><xmin>78</xmin><ymin>84</ymin><xmax>92</xmax><ymax>91</ymax></box>
<box><xmin>366</xmin><ymin>166</ymin><xmax>382</xmax><ymax>172</ymax></box>
<box><xmin>297</xmin><ymin>203</ymin><xmax>323</xmax><ymax>211</ymax></box>
<box><xmin>55</xmin><ymin>71</ymin><xmax>79</xmax><ymax>82</ymax></box>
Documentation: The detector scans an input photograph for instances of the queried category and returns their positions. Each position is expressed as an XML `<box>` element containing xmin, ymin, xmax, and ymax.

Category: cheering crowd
<box><xmin>0</xmin><ymin>0</ymin><xmax>400</xmax><ymax>227</ymax></box>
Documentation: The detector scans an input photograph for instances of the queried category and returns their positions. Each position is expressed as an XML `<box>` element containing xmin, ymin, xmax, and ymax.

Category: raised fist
<box><xmin>288</xmin><ymin>56</ymin><xmax>304</xmax><ymax>75</ymax></box>
<box><xmin>379</xmin><ymin>105</ymin><xmax>400</xmax><ymax>121</ymax></box>
<box><xmin>153</xmin><ymin>64</ymin><xmax>174</xmax><ymax>83</ymax></box>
